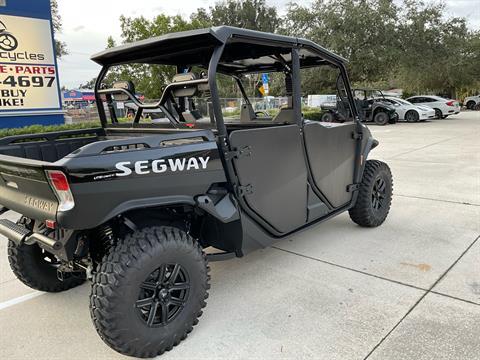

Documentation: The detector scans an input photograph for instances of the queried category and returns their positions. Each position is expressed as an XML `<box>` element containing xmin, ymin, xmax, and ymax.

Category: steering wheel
<box><xmin>255</xmin><ymin>110</ymin><xmax>270</xmax><ymax>118</ymax></box>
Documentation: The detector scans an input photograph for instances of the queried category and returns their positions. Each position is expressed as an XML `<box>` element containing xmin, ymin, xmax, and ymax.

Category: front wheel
<box><xmin>405</xmin><ymin>110</ymin><xmax>419</xmax><ymax>122</ymax></box>
<box><xmin>90</xmin><ymin>226</ymin><xmax>209</xmax><ymax>358</ymax></box>
<box><xmin>373</xmin><ymin>111</ymin><xmax>389</xmax><ymax>125</ymax></box>
<box><xmin>349</xmin><ymin>160</ymin><xmax>393</xmax><ymax>227</ymax></box>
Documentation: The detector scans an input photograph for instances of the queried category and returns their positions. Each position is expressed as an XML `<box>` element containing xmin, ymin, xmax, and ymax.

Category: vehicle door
<box><xmin>303</xmin><ymin>82</ymin><xmax>357</xmax><ymax>212</ymax></box>
<box><xmin>229</xmin><ymin>124</ymin><xmax>308</xmax><ymax>234</ymax></box>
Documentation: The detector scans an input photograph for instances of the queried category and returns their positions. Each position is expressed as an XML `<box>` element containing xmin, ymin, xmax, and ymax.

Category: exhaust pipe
<box><xmin>0</xmin><ymin>219</ymin><xmax>62</xmax><ymax>251</ymax></box>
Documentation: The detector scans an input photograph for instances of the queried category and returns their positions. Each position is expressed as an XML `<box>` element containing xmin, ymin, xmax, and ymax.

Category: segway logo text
<box><xmin>115</xmin><ymin>156</ymin><xmax>210</xmax><ymax>177</ymax></box>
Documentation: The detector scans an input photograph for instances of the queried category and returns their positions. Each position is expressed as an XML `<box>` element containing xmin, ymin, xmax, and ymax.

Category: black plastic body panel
<box><xmin>303</xmin><ymin>121</ymin><xmax>356</xmax><ymax>208</ymax></box>
<box><xmin>229</xmin><ymin>125</ymin><xmax>308</xmax><ymax>233</ymax></box>
<box><xmin>0</xmin><ymin>128</ymin><xmax>104</xmax><ymax>162</ymax></box>
<box><xmin>0</xmin><ymin>129</ymin><xmax>227</xmax><ymax>230</ymax></box>
<box><xmin>0</xmin><ymin>156</ymin><xmax>58</xmax><ymax>221</ymax></box>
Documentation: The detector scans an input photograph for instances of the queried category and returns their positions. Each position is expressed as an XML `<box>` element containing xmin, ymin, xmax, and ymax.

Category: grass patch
<box><xmin>0</xmin><ymin>122</ymin><xmax>100</xmax><ymax>138</ymax></box>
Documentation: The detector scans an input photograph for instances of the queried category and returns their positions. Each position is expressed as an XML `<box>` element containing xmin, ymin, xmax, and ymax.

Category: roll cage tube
<box><xmin>95</xmin><ymin>66</ymin><xmax>205</xmax><ymax>128</ymax></box>
<box><xmin>95</xmin><ymin>66</ymin><xmax>109</xmax><ymax>128</ymax></box>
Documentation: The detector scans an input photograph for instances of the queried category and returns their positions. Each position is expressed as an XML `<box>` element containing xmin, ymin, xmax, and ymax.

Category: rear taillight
<box><xmin>45</xmin><ymin>170</ymin><xmax>75</xmax><ymax>211</ymax></box>
<box><xmin>446</xmin><ymin>101</ymin><xmax>455</xmax><ymax>106</ymax></box>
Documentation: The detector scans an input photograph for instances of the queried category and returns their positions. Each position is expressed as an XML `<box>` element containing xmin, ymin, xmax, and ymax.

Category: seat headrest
<box><xmin>112</xmin><ymin>80</ymin><xmax>135</xmax><ymax>101</ymax></box>
<box><xmin>172</xmin><ymin>72</ymin><xmax>196</xmax><ymax>83</ymax></box>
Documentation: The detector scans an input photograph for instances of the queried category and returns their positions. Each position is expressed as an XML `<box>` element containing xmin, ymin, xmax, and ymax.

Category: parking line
<box><xmin>0</xmin><ymin>291</ymin><xmax>44</xmax><ymax>310</ymax></box>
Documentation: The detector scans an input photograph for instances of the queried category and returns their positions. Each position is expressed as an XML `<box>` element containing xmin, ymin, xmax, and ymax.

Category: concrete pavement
<box><xmin>0</xmin><ymin>111</ymin><xmax>479</xmax><ymax>359</ymax></box>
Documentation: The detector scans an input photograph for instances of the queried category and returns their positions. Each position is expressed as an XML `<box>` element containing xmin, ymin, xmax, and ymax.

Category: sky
<box><xmin>56</xmin><ymin>0</ymin><xmax>480</xmax><ymax>89</ymax></box>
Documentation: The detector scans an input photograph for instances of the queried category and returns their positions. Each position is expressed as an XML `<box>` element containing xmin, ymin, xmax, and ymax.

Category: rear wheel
<box><xmin>433</xmin><ymin>108</ymin><xmax>443</xmax><ymax>119</ymax></box>
<box><xmin>373</xmin><ymin>111</ymin><xmax>389</xmax><ymax>125</ymax></box>
<box><xmin>8</xmin><ymin>241</ymin><xmax>85</xmax><ymax>292</ymax></box>
<box><xmin>349</xmin><ymin>160</ymin><xmax>393</xmax><ymax>227</ymax></box>
<box><xmin>90</xmin><ymin>226</ymin><xmax>209</xmax><ymax>358</ymax></box>
<box><xmin>405</xmin><ymin>110</ymin><xmax>419</xmax><ymax>122</ymax></box>
<box><xmin>321</xmin><ymin>112</ymin><xmax>334</xmax><ymax>122</ymax></box>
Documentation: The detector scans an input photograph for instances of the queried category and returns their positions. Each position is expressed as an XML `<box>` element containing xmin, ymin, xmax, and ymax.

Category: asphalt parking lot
<box><xmin>0</xmin><ymin>111</ymin><xmax>479</xmax><ymax>359</ymax></box>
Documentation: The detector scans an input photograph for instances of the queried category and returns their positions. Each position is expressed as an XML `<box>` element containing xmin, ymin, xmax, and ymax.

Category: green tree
<box><xmin>191</xmin><ymin>0</ymin><xmax>280</xmax><ymax>32</ymax></box>
<box><xmin>283</xmin><ymin>0</ymin><xmax>400</xmax><ymax>87</ymax></box>
<box><xmin>100</xmin><ymin>15</ymin><xmax>208</xmax><ymax>98</ymax></box>
<box><xmin>51</xmin><ymin>0</ymin><xmax>67</xmax><ymax>58</ymax></box>
<box><xmin>396</xmin><ymin>0</ymin><xmax>480</xmax><ymax>97</ymax></box>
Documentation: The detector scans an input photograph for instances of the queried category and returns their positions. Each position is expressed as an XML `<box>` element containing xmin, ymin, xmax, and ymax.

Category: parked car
<box><xmin>464</xmin><ymin>95</ymin><xmax>480</xmax><ymax>110</ymax></box>
<box><xmin>381</xmin><ymin>96</ymin><xmax>436</xmax><ymax>122</ymax></box>
<box><xmin>406</xmin><ymin>95</ymin><xmax>460</xmax><ymax>119</ymax></box>
<box><xmin>0</xmin><ymin>26</ymin><xmax>392</xmax><ymax>358</ymax></box>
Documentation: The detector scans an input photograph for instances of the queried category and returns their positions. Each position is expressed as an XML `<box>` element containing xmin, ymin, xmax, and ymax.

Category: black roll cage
<box><xmin>93</xmin><ymin>32</ymin><xmax>365</xmax><ymax>238</ymax></box>
<box><xmin>94</xmin><ymin>37</ymin><xmax>361</xmax><ymax>134</ymax></box>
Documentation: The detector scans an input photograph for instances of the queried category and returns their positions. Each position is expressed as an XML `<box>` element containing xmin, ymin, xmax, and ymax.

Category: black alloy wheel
<box><xmin>136</xmin><ymin>263</ymin><xmax>190</xmax><ymax>327</ymax></box>
<box><xmin>371</xmin><ymin>177</ymin><xmax>386</xmax><ymax>211</ymax></box>
<box><xmin>90</xmin><ymin>226</ymin><xmax>209</xmax><ymax>358</ymax></box>
<box><xmin>349</xmin><ymin>160</ymin><xmax>393</xmax><ymax>227</ymax></box>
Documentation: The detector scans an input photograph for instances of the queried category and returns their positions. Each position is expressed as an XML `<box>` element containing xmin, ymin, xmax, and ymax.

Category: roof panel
<box><xmin>91</xmin><ymin>26</ymin><xmax>347</xmax><ymax>67</ymax></box>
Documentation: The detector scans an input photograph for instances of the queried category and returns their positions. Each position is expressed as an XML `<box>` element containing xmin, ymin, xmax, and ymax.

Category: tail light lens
<box><xmin>45</xmin><ymin>170</ymin><xmax>75</xmax><ymax>211</ymax></box>
<box><xmin>446</xmin><ymin>101</ymin><xmax>455</xmax><ymax>106</ymax></box>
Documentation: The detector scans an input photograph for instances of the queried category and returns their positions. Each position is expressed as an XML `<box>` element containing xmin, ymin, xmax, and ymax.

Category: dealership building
<box><xmin>61</xmin><ymin>89</ymin><xmax>95</xmax><ymax>108</ymax></box>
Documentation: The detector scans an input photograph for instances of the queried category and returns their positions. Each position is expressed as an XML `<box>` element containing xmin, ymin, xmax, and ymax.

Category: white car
<box><xmin>381</xmin><ymin>96</ymin><xmax>435</xmax><ymax>122</ymax></box>
<box><xmin>406</xmin><ymin>95</ymin><xmax>460</xmax><ymax>119</ymax></box>
<box><xmin>464</xmin><ymin>95</ymin><xmax>480</xmax><ymax>110</ymax></box>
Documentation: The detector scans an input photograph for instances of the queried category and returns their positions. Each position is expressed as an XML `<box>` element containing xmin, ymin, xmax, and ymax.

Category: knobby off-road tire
<box><xmin>349</xmin><ymin>160</ymin><xmax>393</xmax><ymax>227</ymax></box>
<box><xmin>8</xmin><ymin>241</ymin><xmax>85</xmax><ymax>292</ymax></box>
<box><xmin>373</xmin><ymin>111</ymin><xmax>389</xmax><ymax>125</ymax></box>
<box><xmin>90</xmin><ymin>226</ymin><xmax>210</xmax><ymax>358</ymax></box>
<box><xmin>321</xmin><ymin>112</ymin><xmax>334</xmax><ymax>122</ymax></box>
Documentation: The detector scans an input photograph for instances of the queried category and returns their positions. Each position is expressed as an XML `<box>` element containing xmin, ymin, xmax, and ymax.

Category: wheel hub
<box><xmin>372</xmin><ymin>177</ymin><xmax>386</xmax><ymax>211</ymax></box>
<box><xmin>135</xmin><ymin>263</ymin><xmax>190</xmax><ymax>327</ymax></box>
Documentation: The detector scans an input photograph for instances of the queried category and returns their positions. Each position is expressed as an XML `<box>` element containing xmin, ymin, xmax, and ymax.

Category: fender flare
<box><xmin>96</xmin><ymin>194</ymin><xmax>240</xmax><ymax>229</ymax></box>
<box><xmin>355</xmin><ymin>136</ymin><xmax>379</xmax><ymax>184</ymax></box>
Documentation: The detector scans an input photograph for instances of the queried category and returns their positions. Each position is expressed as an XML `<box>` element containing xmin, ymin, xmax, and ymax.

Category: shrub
<box><xmin>0</xmin><ymin>122</ymin><xmax>100</xmax><ymax>138</ymax></box>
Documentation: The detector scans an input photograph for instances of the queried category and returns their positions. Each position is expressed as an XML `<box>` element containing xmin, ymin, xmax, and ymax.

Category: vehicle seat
<box><xmin>272</xmin><ymin>108</ymin><xmax>296</xmax><ymax>124</ymax></box>
<box><xmin>240</xmin><ymin>103</ymin><xmax>256</xmax><ymax>122</ymax></box>
<box><xmin>172</xmin><ymin>72</ymin><xmax>196</xmax><ymax>82</ymax></box>
<box><xmin>272</xmin><ymin>96</ymin><xmax>296</xmax><ymax>124</ymax></box>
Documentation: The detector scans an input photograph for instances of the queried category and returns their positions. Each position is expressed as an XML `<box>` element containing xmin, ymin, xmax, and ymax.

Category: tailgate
<box><xmin>0</xmin><ymin>155</ymin><xmax>58</xmax><ymax>221</ymax></box>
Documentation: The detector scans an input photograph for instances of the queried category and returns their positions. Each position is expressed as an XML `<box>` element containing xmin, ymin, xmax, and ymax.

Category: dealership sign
<box><xmin>0</xmin><ymin>14</ymin><xmax>60</xmax><ymax>111</ymax></box>
<box><xmin>0</xmin><ymin>0</ymin><xmax>63</xmax><ymax>127</ymax></box>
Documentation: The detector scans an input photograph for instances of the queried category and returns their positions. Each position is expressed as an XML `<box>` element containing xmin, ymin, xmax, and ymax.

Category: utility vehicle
<box><xmin>320</xmin><ymin>88</ymin><xmax>398</xmax><ymax>125</ymax></box>
<box><xmin>0</xmin><ymin>26</ymin><xmax>393</xmax><ymax>358</ymax></box>
<box><xmin>353</xmin><ymin>88</ymin><xmax>398</xmax><ymax>125</ymax></box>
